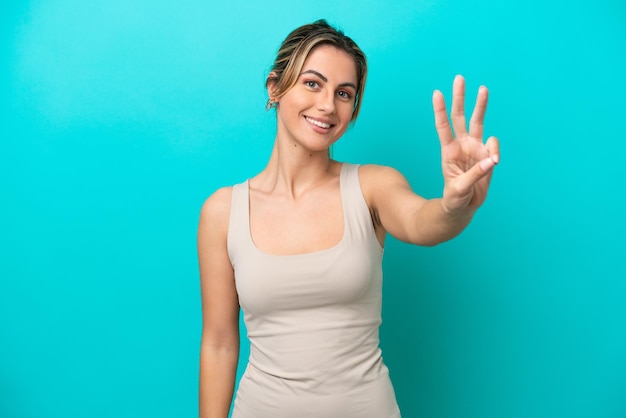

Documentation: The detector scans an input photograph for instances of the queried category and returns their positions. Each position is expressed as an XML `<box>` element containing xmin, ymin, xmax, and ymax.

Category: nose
<box><xmin>317</xmin><ymin>89</ymin><xmax>336</xmax><ymax>114</ymax></box>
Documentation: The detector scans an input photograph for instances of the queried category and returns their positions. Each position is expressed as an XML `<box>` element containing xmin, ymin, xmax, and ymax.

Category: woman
<box><xmin>198</xmin><ymin>20</ymin><xmax>499</xmax><ymax>418</ymax></box>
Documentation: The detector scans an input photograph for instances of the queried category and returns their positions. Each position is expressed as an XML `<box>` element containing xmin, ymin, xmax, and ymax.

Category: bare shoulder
<box><xmin>358</xmin><ymin>163</ymin><xmax>424</xmax><ymax>215</ymax></box>
<box><xmin>357</xmin><ymin>164</ymin><xmax>428</xmax><ymax>244</ymax></box>
<box><xmin>198</xmin><ymin>186</ymin><xmax>233</xmax><ymax>237</ymax></box>
<box><xmin>200</xmin><ymin>187</ymin><xmax>233</xmax><ymax>216</ymax></box>
<box><xmin>358</xmin><ymin>164</ymin><xmax>407</xmax><ymax>181</ymax></box>
<box><xmin>358</xmin><ymin>164</ymin><xmax>412</xmax><ymax>198</ymax></box>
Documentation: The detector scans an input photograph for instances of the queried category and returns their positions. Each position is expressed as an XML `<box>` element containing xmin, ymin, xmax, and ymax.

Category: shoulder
<box><xmin>357</xmin><ymin>164</ymin><xmax>418</xmax><ymax>214</ymax></box>
<box><xmin>198</xmin><ymin>186</ymin><xmax>234</xmax><ymax>237</ymax></box>
<box><xmin>358</xmin><ymin>164</ymin><xmax>411</xmax><ymax>194</ymax></box>
<box><xmin>358</xmin><ymin>163</ymin><xmax>406</xmax><ymax>179</ymax></box>
<box><xmin>200</xmin><ymin>186</ymin><xmax>233</xmax><ymax>218</ymax></box>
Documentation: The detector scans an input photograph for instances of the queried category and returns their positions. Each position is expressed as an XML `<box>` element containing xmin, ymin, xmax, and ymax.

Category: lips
<box><xmin>305</xmin><ymin>116</ymin><xmax>333</xmax><ymax>129</ymax></box>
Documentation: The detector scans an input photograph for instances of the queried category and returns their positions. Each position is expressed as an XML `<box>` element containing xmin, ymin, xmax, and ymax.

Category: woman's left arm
<box><xmin>362</xmin><ymin>75</ymin><xmax>500</xmax><ymax>246</ymax></box>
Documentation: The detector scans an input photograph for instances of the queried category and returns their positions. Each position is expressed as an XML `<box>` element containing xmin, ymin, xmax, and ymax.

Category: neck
<box><xmin>254</xmin><ymin>139</ymin><xmax>337</xmax><ymax>199</ymax></box>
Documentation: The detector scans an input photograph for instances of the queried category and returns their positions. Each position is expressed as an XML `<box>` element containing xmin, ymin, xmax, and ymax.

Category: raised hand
<box><xmin>432</xmin><ymin>75</ymin><xmax>500</xmax><ymax>215</ymax></box>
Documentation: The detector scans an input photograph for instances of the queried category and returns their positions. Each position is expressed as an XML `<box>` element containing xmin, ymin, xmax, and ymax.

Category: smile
<box><xmin>305</xmin><ymin>116</ymin><xmax>332</xmax><ymax>129</ymax></box>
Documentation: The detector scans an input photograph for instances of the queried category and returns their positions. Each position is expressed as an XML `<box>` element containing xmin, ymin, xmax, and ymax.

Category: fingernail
<box><xmin>492</xmin><ymin>154</ymin><xmax>499</xmax><ymax>164</ymax></box>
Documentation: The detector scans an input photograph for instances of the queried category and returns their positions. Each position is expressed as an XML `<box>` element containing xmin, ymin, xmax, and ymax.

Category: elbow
<box><xmin>410</xmin><ymin>231</ymin><xmax>459</xmax><ymax>247</ymax></box>
<box><xmin>412</xmin><ymin>237</ymin><xmax>444</xmax><ymax>247</ymax></box>
<box><xmin>418</xmin><ymin>240</ymin><xmax>441</xmax><ymax>247</ymax></box>
<box><xmin>200</xmin><ymin>321</ymin><xmax>240</xmax><ymax>353</ymax></box>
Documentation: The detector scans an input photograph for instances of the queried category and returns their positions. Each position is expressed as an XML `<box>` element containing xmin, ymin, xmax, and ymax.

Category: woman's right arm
<box><xmin>197</xmin><ymin>187</ymin><xmax>240</xmax><ymax>418</ymax></box>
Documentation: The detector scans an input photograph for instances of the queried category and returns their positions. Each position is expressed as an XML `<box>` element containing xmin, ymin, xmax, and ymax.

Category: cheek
<box><xmin>279</xmin><ymin>92</ymin><xmax>309</xmax><ymax>115</ymax></box>
<box><xmin>338</xmin><ymin>102</ymin><xmax>355</xmax><ymax>121</ymax></box>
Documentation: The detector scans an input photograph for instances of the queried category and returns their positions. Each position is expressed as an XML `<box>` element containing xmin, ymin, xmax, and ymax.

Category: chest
<box><xmin>249</xmin><ymin>187</ymin><xmax>344</xmax><ymax>256</ymax></box>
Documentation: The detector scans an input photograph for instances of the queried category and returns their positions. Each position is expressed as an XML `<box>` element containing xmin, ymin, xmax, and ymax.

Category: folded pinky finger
<box><xmin>486</xmin><ymin>136</ymin><xmax>500</xmax><ymax>164</ymax></box>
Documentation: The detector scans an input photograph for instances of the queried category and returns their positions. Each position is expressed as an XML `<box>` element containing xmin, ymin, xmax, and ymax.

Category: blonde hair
<box><xmin>266</xmin><ymin>20</ymin><xmax>368</xmax><ymax>122</ymax></box>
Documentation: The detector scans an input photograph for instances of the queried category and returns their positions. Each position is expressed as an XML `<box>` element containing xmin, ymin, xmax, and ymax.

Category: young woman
<box><xmin>198</xmin><ymin>20</ymin><xmax>499</xmax><ymax>418</ymax></box>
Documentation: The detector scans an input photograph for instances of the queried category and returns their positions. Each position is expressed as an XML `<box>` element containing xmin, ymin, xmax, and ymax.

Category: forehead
<box><xmin>302</xmin><ymin>45</ymin><xmax>357</xmax><ymax>84</ymax></box>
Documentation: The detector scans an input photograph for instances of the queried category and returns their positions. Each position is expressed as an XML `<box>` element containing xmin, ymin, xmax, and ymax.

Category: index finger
<box><xmin>469</xmin><ymin>86</ymin><xmax>489</xmax><ymax>139</ymax></box>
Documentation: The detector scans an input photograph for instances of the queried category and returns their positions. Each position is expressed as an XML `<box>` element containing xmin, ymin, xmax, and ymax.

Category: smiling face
<box><xmin>270</xmin><ymin>44</ymin><xmax>358</xmax><ymax>154</ymax></box>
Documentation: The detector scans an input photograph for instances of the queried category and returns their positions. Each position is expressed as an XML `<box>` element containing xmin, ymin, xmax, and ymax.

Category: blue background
<box><xmin>2</xmin><ymin>1</ymin><xmax>625</xmax><ymax>417</ymax></box>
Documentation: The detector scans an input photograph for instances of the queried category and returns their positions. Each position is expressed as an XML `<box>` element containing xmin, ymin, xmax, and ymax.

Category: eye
<box><xmin>305</xmin><ymin>80</ymin><xmax>320</xmax><ymax>89</ymax></box>
<box><xmin>337</xmin><ymin>90</ymin><xmax>353</xmax><ymax>100</ymax></box>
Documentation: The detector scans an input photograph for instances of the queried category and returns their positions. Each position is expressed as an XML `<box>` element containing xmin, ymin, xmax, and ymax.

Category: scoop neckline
<box><xmin>244</xmin><ymin>163</ymin><xmax>348</xmax><ymax>258</ymax></box>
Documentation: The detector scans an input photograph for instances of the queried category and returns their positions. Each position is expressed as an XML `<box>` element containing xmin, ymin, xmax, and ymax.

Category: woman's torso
<box><xmin>227</xmin><ymin>162</ymin><xmax>400</xmax><ymax>418</ymax></box>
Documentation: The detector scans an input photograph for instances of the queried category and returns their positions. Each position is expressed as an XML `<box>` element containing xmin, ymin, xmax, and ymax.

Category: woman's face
<box><xmin>272</xmin><ymin>45</ymin><xmax>358</xmax><ymax>153</ymax></box>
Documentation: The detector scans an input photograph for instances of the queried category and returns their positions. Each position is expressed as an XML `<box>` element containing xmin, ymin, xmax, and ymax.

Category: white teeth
<box><xmin>306</xmin><ymin>117</ymin><xmax>331</xmax><ymax>129</ymax></box>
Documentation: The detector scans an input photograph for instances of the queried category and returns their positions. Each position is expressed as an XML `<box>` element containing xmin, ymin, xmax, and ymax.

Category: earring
<box><xmin>265</xmin><ymin>99</ymin><xmax>277</xmax><ymax>111</ymax></box>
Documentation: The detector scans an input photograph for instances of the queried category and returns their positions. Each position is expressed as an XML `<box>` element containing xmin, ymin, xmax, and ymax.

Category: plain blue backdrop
<box><xmin>2</xmin><ymin>1</ymin><xmax>625</xmax><ymax>417</ymax></box>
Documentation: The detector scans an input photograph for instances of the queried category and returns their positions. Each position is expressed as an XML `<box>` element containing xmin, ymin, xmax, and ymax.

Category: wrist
<box><xmin>440</xmin><ymin>199</ymin><xmax>476</xmax><ymax>222</ymax></box>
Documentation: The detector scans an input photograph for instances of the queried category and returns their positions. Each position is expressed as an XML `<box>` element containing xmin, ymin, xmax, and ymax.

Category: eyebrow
<box><xmin>300</xmin><ymin>69</ymin><xmax>357</xmax><ymax>91</ymax></box>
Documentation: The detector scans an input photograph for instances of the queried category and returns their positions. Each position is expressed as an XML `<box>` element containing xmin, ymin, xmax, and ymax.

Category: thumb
<box><xmin>459</xmin><ymin>157</ymin><xmax>496</xmax><ymax>189</ymax></box>
<box><xmin>479</xmin><ymin>156</ymin><xmax>496</xmax><ymax>173</ymax></box>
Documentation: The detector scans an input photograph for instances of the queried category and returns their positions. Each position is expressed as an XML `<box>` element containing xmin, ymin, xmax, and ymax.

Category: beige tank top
<box><xmin>228</xmin><ymin>162</ymin><xmax>401</xmax><ymax>418</ymax></box>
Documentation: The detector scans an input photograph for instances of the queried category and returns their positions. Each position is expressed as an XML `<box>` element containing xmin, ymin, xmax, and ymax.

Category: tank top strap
<box><xmin>227</xmin><ymin>180</ymin><xmax>250</xmax><ymax>266</ymax></box>
<box><xmin>340</xmin><ymin>163</ymin><xmax>379</xmax><ymax>244</ymax></box>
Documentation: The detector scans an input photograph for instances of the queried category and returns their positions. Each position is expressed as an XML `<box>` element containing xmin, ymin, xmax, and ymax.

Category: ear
<box><xmin>266</xmin><ymin>71</ymin><xmax>279</xmax><ymax>103</ymax></box>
